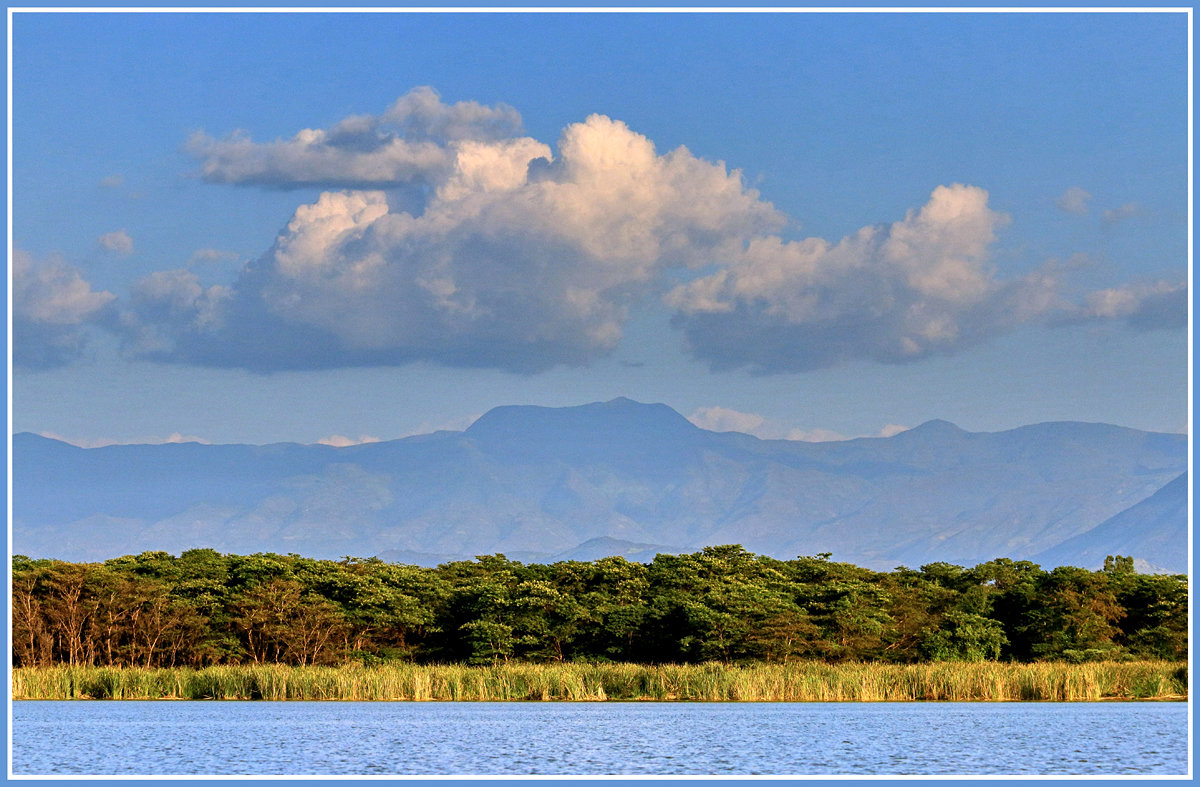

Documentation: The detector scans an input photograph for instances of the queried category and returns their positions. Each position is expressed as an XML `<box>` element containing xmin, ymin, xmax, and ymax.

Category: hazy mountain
<box><xmin>13</xmin><ymin>397</ymin><xmax>1188</xmax><ymax>570</ymax></box>
<box><xmin>1032</xmin><ymin>473</ymin><xmax>1188</xmax><ymax>574</ymax></box>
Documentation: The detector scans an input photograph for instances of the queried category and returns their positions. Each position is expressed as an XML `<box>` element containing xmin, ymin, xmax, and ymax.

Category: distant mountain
<box><xmin>12</xmin><ymin>398</ymin><xmax>1188</xmax><ymax>570</ymax></box>
<box><xmin>376</xmin><ymin>536</ymin><xmax>679</xmax><ymax>567</ymax></box>
<box><xmin>1032</xmin><ymin>473</ymin><xmax>1189</xmax><ymax>574</ymax></box>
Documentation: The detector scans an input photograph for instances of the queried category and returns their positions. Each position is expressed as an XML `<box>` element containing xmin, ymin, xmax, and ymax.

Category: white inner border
<box><xmin>5</xmin><ymin>5</ymin><xmax>1193</xmax><ymax>782</ymax></box>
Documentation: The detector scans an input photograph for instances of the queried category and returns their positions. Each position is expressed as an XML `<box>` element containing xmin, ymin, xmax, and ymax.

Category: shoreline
<box><xmin>13</xmin><ymin>661</ymin><xmax>1187</xmax><ymax>703</ymax></box>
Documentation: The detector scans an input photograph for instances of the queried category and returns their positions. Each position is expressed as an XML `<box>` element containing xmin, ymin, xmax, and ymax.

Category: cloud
<box><xmin>317</xmin><ymin>434</ymin><xmax>382</xmax><ymax>447</ymax></box>
<box><xmin>688</xmin><ymin>406</ymin><xmax>768</xmax><ymax>435</ymax></box>
<box><xmin>1101</xmin><ymin>202</ymin><xmax>1141</xmax><ymax>225</ymax></box>
<box><xmin>1072</xmin><ymin>281</ymin><xmax>1188</xmax><ymax>330</ymax></box>
<box><xmin>46</xmin><ymin>89</ymin><xmax>1178</xmax><ymax>377</ymax></box>
<box><xmin>98</xmin><ymin>230</ymin><xmax>134</xmax><ymax>255</ymax></box>
<box><xmin>787</xmin><ymin>427</ymin><xmax>847</xmax><ymax>443</ymax></box>
<box><xmin>186</xmin><ymin>86</ymin><xmax>524</xmax><ymax>191</ymax></box>
<box><xmin>405</xmin><ymin>413</ymin><xmax>481</xmax><ymax>437</ymax></box>
<box><xmin>99</xmin><ymin>174</ymin><xmax>124</xmax><ymax>189</ymax></box>
<box><xmin>13</xmin><ymin>250</ymin><xmax>116</xmax><ymax>368</ymax></box>
<box><xmin>126</xmin><ymin>109</ymin><xmax>780</xmax><ymax>372</ymax></box>
<box><xmin>666</xmin><ymin>184</ymin><xmax>1075</xmax><ymax>372</ymax></box>
<box><xmin>689</xmin><ymin>405</ymin><xmax>826</xmax><ymax>440</ymax></box>
<box><xmin>117</xmin><ymin>269</ymin><xmax>233</xmax><ymax>358</ymax></box>
<box><xmin>1056</xmin><ymin>186</ymin><xmax>1091</xmax><ymax>215</ymax></box>
<box><xmin>689</xmin><ymin>406</ymin><xmax>909</xmax><ymax>442</ymax></box>
<box><xmin>782</xmin><ymin>423</ymin><xmax>915</xmax><ymax>442</ymax></box>
<box><xmin>39</xmin><ymin>431</ymin><xmax>210</xmax><ymax>448</ymax></box>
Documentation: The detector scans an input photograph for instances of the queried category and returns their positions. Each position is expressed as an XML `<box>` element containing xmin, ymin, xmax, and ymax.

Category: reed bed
<box><xmin>12</xmin><ymin>661</ymin><xmax>1185</xmax><ymax>702</ymax></box>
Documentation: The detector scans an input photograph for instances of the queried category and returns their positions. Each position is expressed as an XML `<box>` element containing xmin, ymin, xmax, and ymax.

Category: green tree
<box><xmin>508</xmin><ymin>578</ymin><xmax>591</xmax><ymax>661</ymax></box>
<box><xmin>572</xmin><ymin>556</ymin><xmax>649</xmax><ymax>661</ymax></box>
<box><xmin>969</xmin><ymin>558</ymin><xmax>1046</xmax><ymax>660</ymax></box>
<box><xmin>1112</xmin><ymin>572</ymin><xmax>1188</xmax><ymax>660</ymax></box>
<box><xmin>1024</xmin><ymin>566</ymin><xmax>1125</xmax><ymax>660</ymax></box>
<box><xmin>230</xmin><ymin>577</ymin><xmax>345</xmax><ymax>664</ymax></box>
<box><xmin>919</xmin><ymin>611</ymin><xmax>1007</xmax><ymax>661</ymax></box>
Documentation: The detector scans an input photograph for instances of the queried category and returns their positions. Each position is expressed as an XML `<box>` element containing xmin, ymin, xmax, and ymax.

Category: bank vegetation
<box><xmin>13</xmin><ymin>660</ymin><xmax>1186</xmax><ymax>702</ymax></box>
<box><xmin>12</xmin><ymin>548</ymin><xmax>1186</xmax><ymax>671</ymax></box>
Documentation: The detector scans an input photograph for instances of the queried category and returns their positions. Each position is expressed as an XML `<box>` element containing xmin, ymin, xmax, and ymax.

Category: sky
<box><xmin>9</xmin><ymin>10</ymin><xmax>1190</xmax><ymax>447</ymax></box>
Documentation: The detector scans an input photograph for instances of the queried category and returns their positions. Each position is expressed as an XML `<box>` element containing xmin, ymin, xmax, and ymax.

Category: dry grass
<box><xmin>12</xmin><ymin>660</ymin><xmax>1187</xmax><ymax>702</ymax></box>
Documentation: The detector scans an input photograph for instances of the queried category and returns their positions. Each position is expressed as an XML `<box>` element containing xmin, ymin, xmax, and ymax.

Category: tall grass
<box><xmin>13</xmin><ymin>661</ymin><xmax>1186</xmax><ymax>702</ymax></box>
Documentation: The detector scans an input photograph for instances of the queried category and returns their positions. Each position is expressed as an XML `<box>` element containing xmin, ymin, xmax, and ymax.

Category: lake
<box><xmin>11</xmin><ymin>700</ymin><xmax>1188</xmax><ymax>776</ymax></box>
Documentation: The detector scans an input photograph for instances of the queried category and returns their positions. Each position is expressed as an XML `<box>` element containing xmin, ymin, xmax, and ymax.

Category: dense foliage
<box><xmin>11</xmin><ymin>547</ymin><xmax>1187</xmax><ymax>669</ymax></box>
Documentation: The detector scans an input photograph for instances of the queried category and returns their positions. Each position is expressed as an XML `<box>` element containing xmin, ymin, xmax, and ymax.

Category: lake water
<box><xmin>11</xmin><ymin>700</ymin><xmax>1188</xmax><ymax>776</ymax></box>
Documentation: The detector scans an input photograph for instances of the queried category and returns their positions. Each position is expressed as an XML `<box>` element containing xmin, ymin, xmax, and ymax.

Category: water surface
<box><xmin>11</xmin><ymin>700</ymin><xmax>1188</xmax><ymax>776</ymax></box>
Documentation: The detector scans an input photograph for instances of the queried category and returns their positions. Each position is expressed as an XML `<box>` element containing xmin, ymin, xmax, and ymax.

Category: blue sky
<box><xmin>10</xmin><ymin>10</ymin><xmax>1189</xmax><ymax>446</ymax></box>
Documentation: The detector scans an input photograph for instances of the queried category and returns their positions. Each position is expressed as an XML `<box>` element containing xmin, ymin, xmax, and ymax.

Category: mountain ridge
<box><xmin>13</xmin><ymin>399</ymin><xmax>1188</xmax><ymax>571</ymax></box>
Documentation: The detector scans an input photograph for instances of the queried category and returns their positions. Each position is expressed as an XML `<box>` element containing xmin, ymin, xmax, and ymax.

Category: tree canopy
<box><xmin>11</xmin><ymin>547</ymin><xmax>1187</xmax><ymax>668</ymax></box>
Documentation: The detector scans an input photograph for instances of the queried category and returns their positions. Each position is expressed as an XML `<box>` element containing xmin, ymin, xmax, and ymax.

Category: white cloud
<box><xmin>666</xmin><ymin>184</ymin><xmax>1068</xmax><ymax>372</ymax></box>
<box><xmin>131</xmin><ymin>109</ymin><xmax>779</xmax><ymax>372</ymax></box>
<box><xmin>409</xmin><ymin>413</ymin><xmax>481</xmax><ymax>436</ymax></box>
<box><xmin>688</xmin><ymin>406</ymin><xmax>768</xmax><ymax>435</ymax></box>
<box><xmin>690</xmin><ymin>405</ymin><xmax>823</xmax><ymax>440</ymax></box>
<box><xmin>98</xmin><ymin>90</ymin><xmax>1186</xmax><ymax>375</ymax></box>
<box><xmin>118</xmin><ymin>269</ymin><xmax>232</xmax><ymax>357</ymax></box>
<box><xmin>1074</xmin><ymin>280</ymin><xmax>1187</xmax><ymax>330</ymax></box>
<box><xmin>13</xmin><ymin>249</ymin><xmax>116</xmax><ymax>367</ymax></box>
<box><xmin>689</xmin><ymin>406</ymin><xmax>910</xmax><ymax>442</ymax></box>
<box><xmin>786</xmin><ymin>427</ymin><xmax>847</xmax><ymax>443</ymax></box>
<box><xmin>13</xmin><ymin>251</ymin><xmax>113</xmax><ymax>324</ymax></box>
<box><xmin>1056</xmin><ymin>186</ymin><xmax>1091</xmax><ymax>215</ymax></box>
<box><xmin>186</xmin><ymin>86</ymin><xmax>524</xmax><ymax>190</ymax></box>
<box><xmin>162</xmin><ymin>432</ymin><xmax>208</xmax><ymax>444</ymax></box>
<box><xmin>317</xmin><ymin>434</ymin><xmax>382</xmax><ymax>447</ymax></box>
<box><xmin>791</xmin><ymin>423</ymin><xmax>911</xmax><ymax>441</ymax></box>
<box><xmin>1101</xmin><ymin>202</ymin><xmax>1141</xmax><ymax>225</ymax></box>
<box><xmin>98</xmin><ymin>230</ymin><xmax>134</xmax><ymax>255</ymax></box>
<box><xmin>39</xmin><ymin>431</ymin><xmax>210</xmax><ymax>448</ymax></box>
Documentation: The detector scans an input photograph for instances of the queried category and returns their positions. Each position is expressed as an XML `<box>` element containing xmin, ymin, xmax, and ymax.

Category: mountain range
<box><xmin>12</xmin><ymin>397</ymin><xmax>1189</xmax><ymax>572</ymax></box>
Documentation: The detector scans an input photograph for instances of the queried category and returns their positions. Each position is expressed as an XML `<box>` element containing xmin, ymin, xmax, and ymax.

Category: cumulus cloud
<box><xmin>667</xmin><ymin>184</ymin><xmax>1074</xmax><ymax>372</ymax></box>
<box><xmin>117</xmin><ymin>269</ymin><xmax>233</xmax><ymax>358</ymax></box>
<box><xmin>1072</xmin><ymin>280</ymin><xmax>1188</xmax><ymax>330</ymax></box>
<box><xmin>13</xmin><ymin>250</ymin><xmax>116</xmax><ymax>368</ymax></box>
<box><xmin>82</xmin><ymin>89</ymin><xmax>1184</xmax><ymax>376</ymax></box>
<box><xmin>1056</xmin><ymin>186</ymin><xmax>1091</xmax><ymax>215</ymax></box>
<box><xmin>186</xmin><ymin>86</ymin><xmax>524</xmax><ymax>190</ymax></box>
<box><xmin>127</xmin><ymin>108</ymin><xmax>780</xmax><ymax>372</ymax></box>
<box><xmin>98</xmin><ymin>230</ymin><xmax>134</xmax><ymax>255</ymax></box>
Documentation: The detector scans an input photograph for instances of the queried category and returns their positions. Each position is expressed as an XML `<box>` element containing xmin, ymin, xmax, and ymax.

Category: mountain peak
<box><xmin>910</xmin><ymin>419</ymin><xmax>967</xmax><ymax>435</ymax></box>
<box><xmin>13</xmin><ymin>408</ymin><xmax>1186</xmax><ymax>569</ymax></box>
<box><xmin>465</xmin><ymin>398</ymin><xmax>699</xmax><ymax>445</ymax></box>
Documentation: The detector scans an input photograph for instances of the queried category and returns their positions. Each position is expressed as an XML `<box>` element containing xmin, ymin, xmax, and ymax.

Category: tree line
<box><xmin>11</xmin><ymin>547</ymin><xmax>1187</xmax><ymax>669</ymax></box>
